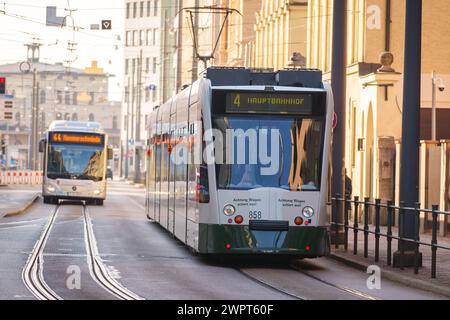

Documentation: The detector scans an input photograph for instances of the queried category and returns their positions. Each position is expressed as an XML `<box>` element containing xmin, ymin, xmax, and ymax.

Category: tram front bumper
<box><xmin>199</xmin><ymin>224</ymin><xmax>330</xmax><ymax>257</ymax></box>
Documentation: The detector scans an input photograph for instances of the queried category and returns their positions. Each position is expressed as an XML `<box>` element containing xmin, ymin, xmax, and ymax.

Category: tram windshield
<box><xmin>213</xmin><ymin>117</ymin><xmax>324</xmax><ymax>191</ymax></box>
<box><xmin>47</xmin><ymin>144</ymin><xmax>106</xmax><ymax>182</ymax></box>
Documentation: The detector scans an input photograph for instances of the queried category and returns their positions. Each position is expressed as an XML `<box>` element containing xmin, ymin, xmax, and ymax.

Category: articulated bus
<box><xmin>39</xmin><ymin>121</ymin><xmax>113</xmax><ymax>205</ymax></box>
<box><xmin>146</xmin><ymin>67</ymin><xmax>333</xmax><ymax>257</ymax></box>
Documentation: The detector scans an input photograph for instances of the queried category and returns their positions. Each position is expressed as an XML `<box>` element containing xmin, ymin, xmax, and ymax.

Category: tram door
<box><xmin>168</xmin><ymin>108</ymin><xmax>177</xmax><ymax>234</ymax></box>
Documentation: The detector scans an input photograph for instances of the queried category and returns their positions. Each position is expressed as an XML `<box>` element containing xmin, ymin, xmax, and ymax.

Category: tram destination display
<box><xmin>226</xmin><ymin>92</ymin><xmax>313</xmax><ymax>115</ymax></box>
<box><xmin>49</xmin><ymin>132</ymin><xmax>104</xmax><ymax>145</ymax></box>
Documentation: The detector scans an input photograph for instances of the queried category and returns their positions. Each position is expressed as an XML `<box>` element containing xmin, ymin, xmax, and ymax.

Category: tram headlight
<box><xmin>223</xmin><ymin>204</ymin><xmax>236</xmax><ymax>216</ymax></box>
<box><xmin>47</xmin><ymin>186</ymin><xmax>56</xmax><ymax>193</ymax></box>
<box><xmin>302</xmin><ymin>206</ymin><xmax>315</xmax><ymax>219</ymax></box>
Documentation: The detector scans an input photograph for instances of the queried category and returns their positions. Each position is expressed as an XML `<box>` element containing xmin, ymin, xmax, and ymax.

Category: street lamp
<box><xmin>431</xmin><ymin>71</ymin><xmax>445</xmax><ymax>141</ymax></box>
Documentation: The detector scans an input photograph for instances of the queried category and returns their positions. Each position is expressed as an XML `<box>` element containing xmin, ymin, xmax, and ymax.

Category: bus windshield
<box><xmin>47</xmin><ymin>143</ymin><xmax>106</xmax><ymax>182</ymax></box>
<box><xmin>213</xmin><ymin>117</ymin><xmax>324</xmax><ymax>191</ymax></box>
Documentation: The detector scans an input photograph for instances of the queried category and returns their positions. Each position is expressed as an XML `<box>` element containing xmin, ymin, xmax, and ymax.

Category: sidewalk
<box><xmin>331</xmin><ymin>224</ymin><xmax>450</xmax><ymax>297</ymax></box>
<box><xmin>0</xmin><ymin>185</ymin><xmax>40</xmax><ymax>218</ymax></box>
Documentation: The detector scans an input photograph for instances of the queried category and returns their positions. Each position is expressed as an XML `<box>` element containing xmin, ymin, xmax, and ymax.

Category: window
<box><xmin>126</xmin><ymin>2</ymin><xmax>130</xmax><ymax>19</ymax></box>
<box><xmin>125</xmin><ymin>31</ymin><xmax>130</xmax><ymax>46</ymax></box>
<box><xmin>140</xmin><ymin>1</ymin><xmax>144</xmax><ymax>17</ymax></box>
<box><xmin>88</xmin><ymin>113</ymin><xmax>95</xmax><ymax>122</ymax></box>
<box><xmin>132</xmin><ymin>31</ymin><xmax>137</xmax><ymax>46</ymax></box>
<box><xmin>40</xmin><ymin>89</ymin><xmax>46</xmax><ymax>104</ymax></box>
<box><xmin>146</xmin><ymin>29</ymin><xmax>151</xmax><ymax>45</ymax></box>
<box><xmin>125</xmin><ymin>59</ymin><xmax>129</xmax><ymax>75</ymax></box>
<box><xmin>112</xmin><ymin>116</ymin><xmax>118</xmax><ymax>129</ymax></box>
<box><xmin>89</xmin><ymin>92</ymin><xmax>95</xmax><ymax>105</ymax></box>
<box><xmin>152</xmin><ymin>57</ymin><xmax>157</xmax><ymax>74</ymax></box>
<box><xmin>152</xmin><ymin>88</ymin><xmax>157</xmax><ymax>102</ymax></box>
<box><xmin>145</xmin><ymin>88</ymin><xmax>150</xmax><ymax>102</ymax></box>
<box><xmin>133</xmin><ymin>2</ymin><xmax>137</xmax><ymax>18</ymax></box>
<box><xmin>72</xmin><ymin>113</ymin><xmax>78</xmax><ymax>121</ymax></box>
<box><xmin>152</xmin><ymin>28</ymin><xmax>157</xmax><ymax>45</ymax></box>
<box><xmin>146</xmin><ymin>57</ymin><xmax>150</xmax><ymax>73</ymax></box>
<box><xmin>56</xmin><ymin>113</ymin><xmax>62</xmax><ymax>120</ymax></box>
<box><xmin>147</xmin><ymin>1</ymin><xmax>151</xmax><ymax>16</ymax></box>
<box><xmin>73</xmin><ymin>92</ymin><xmax>78</xmax><ymax>105</ymax></box>
<box><xmin>213</xmin><ymin>117</ymin><xmax>324</xmax><ymax>191</ymax></box>
<box><xmin>64</xmin><ymin>113</ymin><xmax>70</xmax><ymax>120</ymax></box>
<box><xmin>124</xmin><ymin>86</ymin><xmax>129</xmax><ymax>102</ymax></box>
<box><xmin>139</xmin><ymin>30</ymin><xmax>144</xmax><ymax>46</ymax></box>
<box><xmin>56</xmin><ymin>90</ymin><xmax>62</xmax><ymax>104</ymax></box>
<box><xmin>65</xmin><ymin>91</ymin><xmax>71</xmax><ymax>105</ymax></box>
<box><xmin>132</xmin><ymin>58</ymin><xmax>136</xmax><ymax>74</ymax></box>
<box><xmin>154</xmin><ymin>0</ymin><xmax>158</xmax><ymax>16</ymax></box>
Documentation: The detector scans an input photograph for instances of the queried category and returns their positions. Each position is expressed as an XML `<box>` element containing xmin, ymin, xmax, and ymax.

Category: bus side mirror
<box><xmin>38</xmin><ymin>139</ymin><xmax>46</xmax><ymax>153</ymax></box>
<box><xmin>107</xmin><ymin>147</ymin><xmax>113</xmax><ymax>160</ymax></box>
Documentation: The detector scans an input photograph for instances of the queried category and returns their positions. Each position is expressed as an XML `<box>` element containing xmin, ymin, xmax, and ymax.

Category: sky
<box><xmin>0</xmin><ymin>0</ymin><xmax>125</xmax><ymax>100</ymax></box>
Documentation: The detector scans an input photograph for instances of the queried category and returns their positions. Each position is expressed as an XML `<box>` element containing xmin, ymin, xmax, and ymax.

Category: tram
<box><xmin>39</xmin><ymin>121</ymin><xmax>113</xmax><ymax>205</ymax></box>
<box><xmin>145</xmin><ymin>67</ymin><xmax>333</xmax><ymax>257</ymax></box>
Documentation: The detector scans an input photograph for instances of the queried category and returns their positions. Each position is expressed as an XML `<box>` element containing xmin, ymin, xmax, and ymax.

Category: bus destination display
<box><xmin>50</xmin><ymin>132</ymin><xmax>104</xmax><ymax>145</ymax></box>
<box><xmin>226</xmin><ymin>92</ymin><xmax>313</xmax><ymax>115</ymax></box>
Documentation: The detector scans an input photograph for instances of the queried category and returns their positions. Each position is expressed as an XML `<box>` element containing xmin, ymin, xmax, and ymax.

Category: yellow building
<box><xmin>254</xmin><ymin>0</ymin><xmax>308</xmax><ymax>70</ymax></box>
<box><xmin>307</xmin><ymin>0</ymin><xmax>450</xmax><ymax>205</ymax></box>
<box><xmin>175</xmin><ymin>0</ymin><xmax>260</xmax><ymax>87</ymax></box>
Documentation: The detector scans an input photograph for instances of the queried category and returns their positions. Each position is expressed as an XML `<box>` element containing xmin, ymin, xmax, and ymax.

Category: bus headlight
<box><xmin>302</xmin><ymin>206</ymin><xmax>315</xmax><ymax>218</ymax></box>
<box><xmin>47</xmin><ymin>186</ymin><xmax>56</xmax><ymax>193</ymax></box>
<box><xmin>93</xmin><ymin>190</ymin><xmax>101</xmax><ymax>195</ymax></box>
<box><xmin>223</xmin><ymin>204</ymin><xmax>236</xmax><ymax>216</ymax></box>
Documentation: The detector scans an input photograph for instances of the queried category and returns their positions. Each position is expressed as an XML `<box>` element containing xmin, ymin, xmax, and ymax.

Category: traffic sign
<box><xmin>102</xmin><ymin>20</ymin><xmax>112</xmax><ymax>30</ymax></box>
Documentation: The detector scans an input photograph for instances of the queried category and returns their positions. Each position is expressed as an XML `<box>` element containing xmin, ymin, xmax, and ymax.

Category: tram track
<box><xmin>235</xmin><ymin>262</ymin><xmax>380</xmax><ymax>301</ymax></box>
<box><xmin>82</xmin><ymin>205</ymin><xmax>144</xmax><ymax>300</ymax></box>
<box><xmin>236</xmin><ymin>268</ymin><xmax>307</xmax><ymax>300</ymax></box>
<box><xmin>22</xmin><ymin>202</ymin><xmax>143</xmax><ymax>300</ymax></box>
<box><xmin>22</xmin><ymin>205</ymin><xmax>62</xmax><ymax>300</ymax></box>
<box><xmin>289</xmin><ymin>263</ymin><xmax>380</xmax><ymax>300</ymax></box>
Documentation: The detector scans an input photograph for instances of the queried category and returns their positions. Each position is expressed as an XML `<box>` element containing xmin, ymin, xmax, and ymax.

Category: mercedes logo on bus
<box><xmin>72</xmin><ymin>186</ymin><xmax>77</xmax><ymax>192</ymax></box>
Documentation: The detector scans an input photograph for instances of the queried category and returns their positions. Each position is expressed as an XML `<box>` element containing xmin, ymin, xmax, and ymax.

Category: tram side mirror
<box><xmin>107</xmin><ymin>147</ymin><xmax>113</xmax><ymax>160</ymax></box>
<box><xmin>38</xmin><ymin>139</ymin><xmax>47</xmax><ymax>153</ymax></box>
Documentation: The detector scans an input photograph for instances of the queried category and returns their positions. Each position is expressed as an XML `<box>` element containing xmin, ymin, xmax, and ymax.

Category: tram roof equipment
<box><xmin>205</xmin><ymin>67</ymin><xmax>323</xmax><ymax>89</ymax></box>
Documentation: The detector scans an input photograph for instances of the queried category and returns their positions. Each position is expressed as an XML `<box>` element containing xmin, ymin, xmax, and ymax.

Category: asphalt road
<box><xmin>0</xmin><ymin>181</ymin><xmax>447</xmax><ymax>300</ymax></box>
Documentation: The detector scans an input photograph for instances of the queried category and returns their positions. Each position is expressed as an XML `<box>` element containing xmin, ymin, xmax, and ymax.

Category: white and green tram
<box><xmin>40</xmin><ymin>121</ymin><xmax>113</xmax><ymax>206</ymax></box>
<box><xmin>146</xmin><ymin>68</ymin><xmax>333</xmax><ymax>257</ymax></box>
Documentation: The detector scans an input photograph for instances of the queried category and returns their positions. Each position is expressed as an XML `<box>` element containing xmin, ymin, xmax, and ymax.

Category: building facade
<box><xmin>307</xmin><ymin>0</ymin><xmax>450</xmax><ymax>206</ymax></box>
<box><xmin>122</xmin><ymin>0</ymin><xmax>162</xmax><ymax>181</ymax></box>
<box><xmin>253</xmin><ymin>0</ymin><xmax>308</xmax><ymax>70</ymax></box>
<box><xmin>0</xmin><ymin>60</ymin><xmax>121</xmax><ymax>171</ymax></box>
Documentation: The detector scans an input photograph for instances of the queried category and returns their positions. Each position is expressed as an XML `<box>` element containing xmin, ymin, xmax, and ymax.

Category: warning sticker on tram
<box><xmin>50</xmin><ymin>132</ymin><xmax>104</xmax><ymax>145</ymax></box>
<box><xmin>226</xmin><ymin>92</ymin><xmax>313</xmax><ymax>115</ymax></box>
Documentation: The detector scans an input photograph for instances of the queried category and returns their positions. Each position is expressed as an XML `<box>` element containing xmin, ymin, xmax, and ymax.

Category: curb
<box><xmin>2</xmin><ymin>193</ymin><xmax>40</xmax><ymax>218</ymax></box>
<box><xmin>329</xmin><ymin>253</ymin><xmax>450</xmax><ymax>298</ymax></box>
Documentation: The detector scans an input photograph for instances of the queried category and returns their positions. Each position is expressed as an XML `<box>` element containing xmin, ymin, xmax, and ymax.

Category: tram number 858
<box><xmin>249</xmin><ymin>211</ymin><xmax>262</xmax><ymax>220</ymax></box>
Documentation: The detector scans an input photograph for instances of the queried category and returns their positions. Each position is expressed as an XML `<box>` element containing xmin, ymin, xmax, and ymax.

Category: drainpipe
<box><xmin>385</xmin><ymin>0</ymin><xmax>391</xmax><ymax>52</ymax></box>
